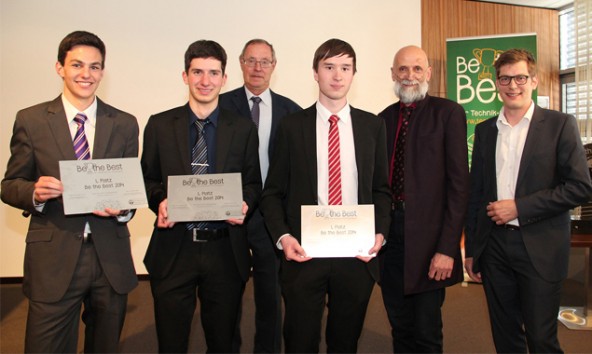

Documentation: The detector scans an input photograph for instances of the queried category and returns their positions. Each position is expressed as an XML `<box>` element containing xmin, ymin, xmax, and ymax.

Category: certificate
<box><xmin>301</xmin><ymin>205</ymin><xmax>376</xmax><ymax>258</ymax></box>
<box><xmin>59</xmin><ymin>157</ymin><xmax>148</xmax><ymax>215</ymax></box>
<box><xmin>167</xmin><ymin>173</ymin><xmax>243</xmax><ymax>222</ymax></box>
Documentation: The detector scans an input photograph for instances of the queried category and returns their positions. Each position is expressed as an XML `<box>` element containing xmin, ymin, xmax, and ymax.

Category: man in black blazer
<box><xmin>219</xmin><ymin>38</ymin><xmax>301</xmax><ymax>353</ymax></box>
<box><xmin>465</xmin><ymin>49</ymin><xmax>592</xmax><ymax>353</ymax></box>
<box><xmin>260</xmin><ymin>38</ymin><xmax>391</xmax><ymax>353</ymax></box>
<box><xmin>1</xmin><ymin>31</ymin><xmax>139</xmax><ymax>353</ymax></box>
<box><xmin>379</xmin><ymin>45</ymin><xmax>470</xmax><ymax>353</ymax></box>
<box><xmin>141</xmin><ymin>40</ymin><xmax>261</xmax><ymax>353</ymax></box>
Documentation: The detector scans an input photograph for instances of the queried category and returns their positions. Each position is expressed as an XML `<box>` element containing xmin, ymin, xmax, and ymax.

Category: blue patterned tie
<box><xmin>73</xmin><ymin>113</ymin><xmax>90</xmax><ymax>160</ymax></box>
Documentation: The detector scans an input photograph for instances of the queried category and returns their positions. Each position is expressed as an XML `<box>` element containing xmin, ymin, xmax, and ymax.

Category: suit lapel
<box><xmin>350</xmin><ymin>107</ymin><xmax>366</xmax><ymax>187</ymax></box>
<box><xmin>92</xmin><ymin>98</ymin><xmax>114</xmax><ymax>159</ymax></box>
<box><xmin>483</xmin><ymin>118</ymin><xmax>499</xmax><ymax>199</ymax></box>
<box><xmin>302</xmin><ymin>106</ymin><xmax>318</xmax><ymax>194</ymax></box>
<box><xmin>516</xmin><ymin>106</ymin><xmax>544</xmax><ymax>190</ymax></box>
<box><xmin>234</xmin><ymin>88</ymin><xmax>251</xmax><ymax>118</ymax></box>
<box><xmin>174</xmin><ymin>107</ymin><xmax>193</xmax><ymax>175</ymax></box>
<box><xmin>215</xmin><ymin>111</ymin><xmax>234</xmax><ymax>172</ymax></box>
<box><xmin>46</xmin><ymin>97</ymin><xmax>77</xmax><ymax>160</ymax></box>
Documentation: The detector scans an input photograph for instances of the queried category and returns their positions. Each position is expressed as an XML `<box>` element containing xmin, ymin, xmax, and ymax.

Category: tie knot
<box><xmin>74</xmin><ymin>113</ymin><xmax>87</xmax><ymax>125</ymax></box>
<box><xmin>195</xmin><ymin>118</ymin><xmax>210</xmax><ymax>131</ymax></box>
<box><xmin>329</xmin><ymin>115</ymin><xmax>339</xmax><ymax>125</ymax></box>
<box><xmin>251</xmin><ymin>96</ymin><xmax>262</xmax><ymax>104</ymax></box>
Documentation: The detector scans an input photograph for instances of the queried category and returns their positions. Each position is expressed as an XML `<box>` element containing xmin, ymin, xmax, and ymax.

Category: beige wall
<box><xmin>0</xmin><ymin>0</ymin><xmax>421</xmax><ymax>276</ymax></box>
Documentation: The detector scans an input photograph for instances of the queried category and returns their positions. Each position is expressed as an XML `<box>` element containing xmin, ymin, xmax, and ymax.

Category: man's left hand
<box><xmin>356</xmin><ymin>233</ymin><xmax>385</xmax><ymax>263</ymax></box>
<box><xmin>428</xmin><ymin>252</ymin><xmax>454</xmax><ymax>281</ymax></box>
<box><xmin>226</xmin><ymin>201</ymin><xmax>248</xmax><ymax>225</ymax></box>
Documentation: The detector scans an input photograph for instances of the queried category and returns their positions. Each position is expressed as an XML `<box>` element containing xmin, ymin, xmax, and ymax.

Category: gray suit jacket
<box><xmin>1</xmin><ymin>96</ymin><xmax>139</xmax><ymax>302</ymax></box>
<box><xmin>465</xmin><ymin>105</ymin><xmax>592</xmax><ymax>282</ymax></box>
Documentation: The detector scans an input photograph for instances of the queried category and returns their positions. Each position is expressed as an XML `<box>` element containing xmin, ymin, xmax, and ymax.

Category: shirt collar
<box><xmin>316</xmin><ymin>101</ymin><xmax>351</xmax><ymax>124</ymax></box>
<box><xmin>61</xmin><ymin>94</ymin><xmax>97</xmax><ymax>126</ymax></box>
<box><xmin>189</xmin><ymin>105</ymin><xmax>220</xmax><ymax>128</ymax></box>
<box><xmin>244</xmin><ymin>87</ymin><xmax>272</xmax><ymax>105</ymax></box>
<box><xmin>497</xmin><ymin>101</ymin><xmax>535</xmax><ymax>127</ymax></box>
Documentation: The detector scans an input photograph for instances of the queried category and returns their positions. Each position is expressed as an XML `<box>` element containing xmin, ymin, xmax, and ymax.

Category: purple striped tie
<box><xmin>73</xmin><ymin>113</ymin><xmax>91</xmax><ymax>160</ymax></box>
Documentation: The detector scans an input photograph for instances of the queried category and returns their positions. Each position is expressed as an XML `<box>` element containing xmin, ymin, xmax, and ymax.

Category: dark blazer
<box><xmin>260</xmin><ymin>104</ymin><xmax>392</xmax><ymax>279</ymax></box>
<box><xmin>465</xmin><ymin>105</ymin><xmax>592</xmax><ymax>282</ymax></box>
<box><xmin>379</xmin><ymin>95</ymin><xmax>470</xmax><ymax>295</ymax></box>
<box><xmin>219</xmin><ymin>87</ymin><xmax>302</xmax><ymax>159</ymax></box>
<box><xmin>141</xmin><ymin>104</ymin><xmax>262</xmax><ymax>281</ymax></box>
<box><xmin>1</xmin><ymin>96</ymin><xmax>139</xmax><ymax>302</ymax></box>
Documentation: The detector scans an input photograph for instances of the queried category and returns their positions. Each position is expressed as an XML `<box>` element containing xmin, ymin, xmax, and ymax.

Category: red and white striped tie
<box><xmin>328</xmin><ymin>115</ymin><xmax>342</xmax><ymax>205</ymax></box>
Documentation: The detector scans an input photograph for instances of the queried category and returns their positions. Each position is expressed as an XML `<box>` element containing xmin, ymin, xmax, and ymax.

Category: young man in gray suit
<box><xmin>1</xmin><ymin>31</ymin><xmax>139</xmax><ymax>353</ymax></box>
<box><xmin>219</xmin><ymin>38</ymin><xmax>301</xmax><ymax>353</ymax></box>
<box><xmin>465</xmin><ymin>48</ymin><xmax>592</xmax><ymax>353</ymax></box>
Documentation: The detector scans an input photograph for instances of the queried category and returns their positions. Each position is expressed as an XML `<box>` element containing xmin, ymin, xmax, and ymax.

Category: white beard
<box><xmin>394</xmin><ymin>79</ymin><xmax>429</xmax><ymax>104</ymax></box>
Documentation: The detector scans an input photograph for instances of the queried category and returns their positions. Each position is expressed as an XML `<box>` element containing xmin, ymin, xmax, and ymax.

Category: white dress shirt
<box><xmin>495</xmin><ymin>101</ymin><xmax>535</xmax><ymax>226</ymax></box>
<box><xmin>315</xmin><ymin>101</ymin><xmax>358</xmax><ymax>206</ymax></box>
<box><xmin>245</xmin><ymin>87</ymin><xmax>272</xmax><ymax>183</ymax></box>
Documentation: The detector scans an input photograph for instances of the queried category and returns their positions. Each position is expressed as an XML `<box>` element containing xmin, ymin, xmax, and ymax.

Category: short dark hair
<box><xmin>58</xmin><ymin>31</ymin><xmax>106</xmax><ymax>68</ymax></box>
<box><xmin>313</xmin><ymin>38</ymin><xmax>356</xmax><ymax>73</ymax></box>
<box><xmin>240</xmin><ymin>39</ymin><xmax>276</xmax><ymax>62</ymax></box>
<box><xmin>493</xmin><ymin>48</ymin><xmax>537</xmax><ymax>78</ymax></box>
<box><xmin>184</xmin><ymin>40</ymin><xmax>227</xmax><ymax>74</ymax></box>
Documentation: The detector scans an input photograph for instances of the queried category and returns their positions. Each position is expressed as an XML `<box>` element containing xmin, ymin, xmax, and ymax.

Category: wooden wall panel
<box><xmin>421</xmin><ymin>0</ymin><xmax>560</xmax><ymax>110</ymax></box>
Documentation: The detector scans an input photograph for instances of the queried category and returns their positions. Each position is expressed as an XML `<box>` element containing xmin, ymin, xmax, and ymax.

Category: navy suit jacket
<box><xmin>465</xmin><ymin>105</ymin><xmax>592</xmax><ymax>282</ymax></box>
<box><xmin>1</xmin><ymin>96</ymin><xmax>139</xmax><ymax>302</ymax></box>
<box><xmin>141</xmin><ymin>104</ymin><xmax>262</xmax><ymax>281</ymax></box>
<box><xmin>260</xmin><ymin>104</ymin><xmax>391</xmax><ymax>280</ymax></box>
<box><xmin>219</xmin><ymin>86</ymin><xmax>301</xmax><ymax>159</ymax></box>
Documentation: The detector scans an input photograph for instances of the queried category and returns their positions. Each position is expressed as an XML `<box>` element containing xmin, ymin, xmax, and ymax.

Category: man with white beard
<box><xmin>378</xmin><ymin>45</ymin><xmax>470</xmax><ymax>353</ymax></box>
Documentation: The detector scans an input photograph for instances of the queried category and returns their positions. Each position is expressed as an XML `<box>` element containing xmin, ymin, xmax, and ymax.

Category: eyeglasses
<box><xmin>242</xmin><ymin>57</ymin><xmax>274</xmax><ymax>68</ymax></box>
<box><xmin>497</xmin><ymin>75</ymin><xmax>529</xmax><ymax>86</ymax></box>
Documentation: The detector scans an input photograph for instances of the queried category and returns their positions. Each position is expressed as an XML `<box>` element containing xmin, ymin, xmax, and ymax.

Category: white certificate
<box><xmin>167</xmin><ymin>173</ymin><xmax>243</xmax><ymax>222</ymax></box>
<box><xmin>59</xmin><ymin>157</ymin><xmax>148</xmax><ymax>215</ymax></box>
<box><xmin>301</xmin><ymin>205</ymin><xmax>376</xmax><ymax>258</ymax></box>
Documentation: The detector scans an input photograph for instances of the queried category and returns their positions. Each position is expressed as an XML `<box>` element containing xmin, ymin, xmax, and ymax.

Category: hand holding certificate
<box><xmin>301</xmin><ymin>205</ymin><xmax>376</xmax><ymax>258</ymax></box>
<box><xmin>167</xmin><ymin>173</ymin><xmax>243</xmax><ymax>222</ymax></box>
<box><xmin>59</xmin><ymin>157</ymin><xmax>148</xmax><ymax>215</ymax></box>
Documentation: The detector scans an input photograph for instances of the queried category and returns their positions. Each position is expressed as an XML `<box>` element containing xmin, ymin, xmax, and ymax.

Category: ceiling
<box><xmin>473</xmin><ymin>0</ymin><xmax>573</xmax><ymax>9</ymax></box>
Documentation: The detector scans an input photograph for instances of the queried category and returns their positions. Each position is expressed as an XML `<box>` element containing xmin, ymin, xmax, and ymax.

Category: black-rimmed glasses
<box><xmin>497</xmin><ymin>75</ymin><xmax>529</xmax><ymax>86</ymax></box>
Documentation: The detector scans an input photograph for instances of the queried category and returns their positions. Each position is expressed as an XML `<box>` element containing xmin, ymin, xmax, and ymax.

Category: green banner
<box><xmin>446</xmin><ymin>34</ymin><xmax>537</xmax><ymax>163</ymax></box>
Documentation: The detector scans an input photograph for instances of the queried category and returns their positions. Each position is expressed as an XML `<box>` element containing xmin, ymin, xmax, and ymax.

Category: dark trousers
<box><xmin>381</xmin><ymin>209</ymin><xmax>445</xmax><ymax>353</ymax></box>
<box><xmin>150</xmin><ymin>234</ymin><xmax>244</xmax><ymax>353</ymax></box>
<box><xmin>25</xmin><ymin>243</ymin><xmax>127</xmax><ymax>353</ymax></box>
<box><xmin>281</xmin><ymin>257</ymin><xmax>375</xmax><ymax>353</ymax></box>
<box><xmin>234</xmin><ymin>209</ymin><xmax>282</xmax><ymax>353</ymax></box>
<box><xmin>481</xmin><ymin>227</ymin><xmax>563</xmax><ymax>354</ymax></box>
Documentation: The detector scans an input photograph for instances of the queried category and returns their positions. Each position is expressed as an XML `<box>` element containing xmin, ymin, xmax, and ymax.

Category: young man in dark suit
<box><xmin>1</xmin><ymin>31</ymin><xmax>139</xmax><ymax>353</ymax></box>
<box><xmin>465</xmin><ymin>48</ymin><xmax>592</xmax><ymax>353</ymax></box>
<box><xmin>379</xmin><ymin>45</ymin><xmax>470</xmax><ymax>353</ymax></box>
<box><xmin>141</xmin><ymin>40</ymin><xmax>261</xmax><ymax>353</ymax></box>
<box><xmin>260</xmin><ymin>38</ymin><xmax>391</xmax><ymax>353</ymax></box>
<box><xmin>219</xmin><ymin>38</ymin><xmax>301</xmax><ymax>353</ymax></box>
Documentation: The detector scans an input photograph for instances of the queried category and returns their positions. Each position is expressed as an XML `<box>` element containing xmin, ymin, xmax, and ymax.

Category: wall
<box><xmin>0</xmin><ymin>0</ymin><xmax>421</xmax><ymax>276</ymax></box>
<box><xmin>421</xmin><ymin>0</ymin><xmax>560</xmax><ymax>109</ymax></box>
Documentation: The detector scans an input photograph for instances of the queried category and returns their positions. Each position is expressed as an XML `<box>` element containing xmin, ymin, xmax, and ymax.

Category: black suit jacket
<box><xmin>219</xmin><ymin>87</ymin><xmax>301</xmax><ymax>159</ymax></box>
<box><xmin>260</xmin><ymin>104</ymin><xmax>391</xmax><ymax>279</ymax></box>
<box><xmin>1</xmin><ymin>96</ymin><xmax>139</xmax><ymax>302</ymax></box>
<box><xmin>141</xmin><ymin>104</ymin><xmax>262</xmax><ymax>281</ymax></box>
<box><xmin>465</xmin><ymin>105</ymin><xmax>592</xmax><ymax>282</ymax></box>
<box><xmin>379</xmin><ymin>95</ymin><xmax>470</xmax><ymax>294</ymax></box>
